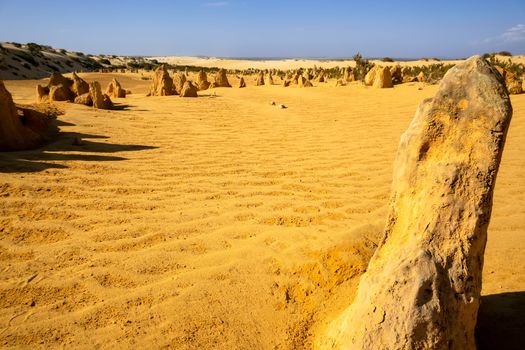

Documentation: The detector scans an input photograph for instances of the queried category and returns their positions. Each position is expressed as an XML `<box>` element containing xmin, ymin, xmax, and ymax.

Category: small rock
<box><xmin>279</xmin><ymin>104</ymin><xmax>287</xmax><ymax>109</ymax></box>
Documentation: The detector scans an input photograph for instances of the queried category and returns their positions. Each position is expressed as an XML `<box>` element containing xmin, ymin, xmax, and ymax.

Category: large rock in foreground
<box><xmin>1</xmin><ymin>81</ymin><xmax>60</xmax><ymax>151</ymax></box>
<box><xmin>319</xmin><ymin>56</ymin><xmax>512</xmax><ymax>349</ymax></box>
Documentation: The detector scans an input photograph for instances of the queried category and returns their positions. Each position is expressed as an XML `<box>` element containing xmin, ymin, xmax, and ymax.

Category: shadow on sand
<box><xmin>476</xmin><ymin>291</ymin><xmax>525</xmax><ymax>349</ymax></box>
<box><xmin>0</xmin><ymin>122</ymin><xmax>158</xmax><ymax>173</ymax></box>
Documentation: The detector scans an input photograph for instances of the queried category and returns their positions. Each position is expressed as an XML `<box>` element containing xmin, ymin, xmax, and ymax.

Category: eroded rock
<box><xmin>318</xmin><ymin>56</ymin><xmax>512</xmax><ymax>350</ymax></box>
<box><xmin>89</xmin><ymin>81</ymin><xmax>113</xmax><ymax>110</ymax></box>
<box><xmin>179</xmin><ymin>81</ymin><xmax>198</xmax><ymax>97</ymax></box>
<box><xmin>149</xmin><ymin>65</ymin><xmax>176</xmax><ymax>96</ymax></box>
<box><xmin>1</xmin><ymin>81</ymin><xmax>60</xmax><ymax>151</ymax></box>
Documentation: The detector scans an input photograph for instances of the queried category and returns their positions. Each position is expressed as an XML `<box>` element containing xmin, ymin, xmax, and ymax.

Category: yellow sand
<box><xmin>1</xmin><ymin>72</ymin><xmax>524</xmax><ymax>349</ymax></box>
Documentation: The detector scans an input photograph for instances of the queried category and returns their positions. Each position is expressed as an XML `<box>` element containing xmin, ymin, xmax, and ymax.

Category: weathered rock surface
<box><xmin>365</xmin><ymin>66</ymin><xmax>393</xmax><ymax>88</ymax></box>
<box><xmin>373</xmin><ymin>67</ymin><xmax>393</xmax><ymax>88</ymax></box>
<box><xmin>71</xmin><ymin>72</ymin><xmax>90</xmax><ymax>96</ymax></box>
<box><xmin>36</xmin><ymin>72</ymin><xmax>75</xmax><ymax>102</ymax></box>
<box><xmin>1</xmin><ymin>81</ymin><xmax>60</xmax><ymax>151</ymax></box>
<box><xmin>238</xmin><ymin>77</ymin><xmax>246</xmax><ymax>88</ymax></box>
<box><xmin>105</xmin><ymin>78</ymin><xmax>126</xmax><ymax>98</ymax></box>
<box><xmin>179</xmin><ymin>81</ymin><xmax>198</xmax><ymax>97</ymax></box>
<box><xmin>255</xmin><ymin>71</ymin><xmax>265</xmax><ymax>86</ymax></box>
<box><xmin>149</xmin><ymin>65</ymin><xmax>176</xmax><ymax>96</ymax></box>
<box><xmin>49</xmin><ymin>84</ymin><xmax>74</xmax><ymax>101</ymax></box>
<box><xmin>212</xmin><ymin>68</ymin><xmax>231</xmax><ymax>88</ymax></box>
<box><xmin>298</xmin><ymin>76</ymin><xmax>313</xmax><ymax>88</ymax></box>
<box><xmin>417</xmin><ymin>71</ymin><xmax>427</xmax><ymax>83</ymax></box>
<box><xmin>196</xmin><ymin>71</ymin><xmax>211</xmax><ymax>91</ymax></box>
<box><xmin>74</xmin><ymin>92</ymin><xmax>93</xmax><ymax>106</ymax></box>
<box><xmin>265</xmin><ymin>73</ymin><xmax>274</xmax><ymax>86</ymax></box>
<box><xmin>173</xmin><ymin>73</ymin><xmax>187</xmax><ymax>95</ymax></box>
<box><xmin>318</xmin><ymin>56</ymin><xmax>512</xmax><ymax>350</ymax></box>
<box><xmin>89</xmin><ymin>81</ymin><xmax>113</xmax><ymax>110</ymax></box>
<box><xmin>343</xmin><ymin>67</ymin><xmax>354</xmax><ymax>82</ymax></box>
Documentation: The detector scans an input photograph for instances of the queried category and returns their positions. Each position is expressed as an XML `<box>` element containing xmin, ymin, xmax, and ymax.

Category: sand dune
<box><xmin>0</xmin><ymin>75</ymin><xmax>524</xmax><ymax>348</ymax></box>
<box><xmin>151</xmin><ymin>55</ymin><xmax>525</xmax><ymax>71</ymax></box>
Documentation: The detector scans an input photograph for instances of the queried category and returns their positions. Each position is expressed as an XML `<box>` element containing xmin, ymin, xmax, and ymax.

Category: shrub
<box><xmin>382</xmin><ymin>57</ymin><xmax>394</xmax><ymax>62</ymax></box>
<box><xmin>353</xmin><ymin>53</ymin><xmax>373</xmax><ymax>81</ymax></box>
<box><xmin>486</xmin><ymin>55</ymin><xmax>524</xmax><ymax>79</ymax></box>
<box><xmin>11</xmin><ymin>42</ymin><xmax>22</xmax><ymax>48</ymax></box>
<box><xmin>497</xmin><ymin>51</ymin><xmax>512</xmax><ymax>57</ymax></box>
<box><xmin>27</xmin><ymin>42</ymin><xmax>43</xmax><ymax>54</ymax></box>
<box><xmin>99</xmin><ymin>58</ymin><xmax>111</xmax><ymax>65</ymax></box>
<box><xmin>14</xmin><ymin>51</ymin><xmax>39</xmax><ymax>66</ymax></box>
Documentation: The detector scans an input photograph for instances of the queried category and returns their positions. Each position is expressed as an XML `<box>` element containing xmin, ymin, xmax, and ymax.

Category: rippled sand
<box><xmin>1</xmin><ymin>73</ymin><xmax>524</xmax><ymax>349</ymax></box>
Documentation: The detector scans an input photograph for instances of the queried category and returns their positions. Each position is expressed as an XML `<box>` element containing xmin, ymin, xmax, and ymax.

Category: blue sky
<box><xmin>0</xmin><ymin>0</ymin><xmax>524</xmax><ymax>58</ymax></box>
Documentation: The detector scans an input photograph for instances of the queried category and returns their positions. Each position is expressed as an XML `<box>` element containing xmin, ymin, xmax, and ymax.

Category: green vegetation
<box><xmin>485</xmin><ymin>54</ymin><xmax>524</xmax><ymax>79</ymax></box>
<box><xmin>14</xmin><ymin>51</ymin><xmax>39</xmax><ymax>67</ymax></box>
<box><xmin>353</xmin><ymin>53</ymin><xmax>373</xmax><ymax>81</ymax></box>
<box><xmin>402</xmin><ymin>63</ymin><xmax>454</xmax><ymax>83</ymax></box>
<box><xmin>381</xmin><ymin>57</ymin><xmax>394</xmax><ymax>62</ymax></box>
<box><xmin>27</xmin><ymin>42</ymin><xmax>43</xmax><ymax>55</ymax></box>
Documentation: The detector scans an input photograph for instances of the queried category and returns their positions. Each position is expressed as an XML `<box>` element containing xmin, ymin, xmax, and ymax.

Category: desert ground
<box><xmin>0</xmin><ymin>68</ymin><xmax>524</xmax><ymax>349</ymax></box>
<box><xmin>151</xmin><ymin>55</ymin><xmax>525</xmax><ymax>70</ymax></box>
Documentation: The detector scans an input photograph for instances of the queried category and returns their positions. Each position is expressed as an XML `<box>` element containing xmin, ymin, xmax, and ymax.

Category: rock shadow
<box><xmin>476</xmin><ymin>291</ymin><xmax>525</xmax><ymax>350</ymax></box>
<box><xmin>0</xmin><ymin>121</ymin><xmax>157</xmax><ymax>173</ymax></box>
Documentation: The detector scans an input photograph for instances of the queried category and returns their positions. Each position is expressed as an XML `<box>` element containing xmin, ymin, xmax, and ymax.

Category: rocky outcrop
<box><xmin>318</xmin><ymin>56</ymin><xmax>512</xmax><ymax>350</ymax></box>
<box><xmin>298</xmin><ymin>76</ymin><xmax>313</xmax><ymax>87</ymax></box>
<box><xmin>71</xmin><ymin>72</ymin><xmax>89</xmax><ymax>96</ymax></box>
<box><xmin>365</xmin><ymin>66</ymin><xmax>393</xmax><ymax>88</ymax></box>
<box><xmin>417</xmin><ymin>71</ymin><xmax>427</xmax><ymax>83</ymax></box>
<box><xmin>265</xmin><ymin>73</ymin><xmax>274</xmax><ymax>86</ymax></box>
<box><xmin>179</xmin><ymin>81</ymin><xmax>198</xmax><ymax>97</ymax></box>
<box><xmin>89</xmin><ymin>82</ymin><xmax>113</xmax><ymax>110</ymax></box>
<box><xmin>343</xmin><ymin>67</ymin><xmax>354</xmax><ymax>82</ymax></box>
<box><xmin>36</xmin><ymin>72</ymin><xmax>75</xmax><ymax>102</ymax></box>
<box><xmin>173</xmin><ymin>72</ymin><xmax>187</xmax><ymax>95</ymax></box>
<box><xmin>255</xmin><ymin>71</ymin><xmax>264</xmax><ymax>86</ymax></box>
<box><xmin>105</xmin><ymin>78</ymin><xmax>126</xmax><ymax>98</ymax></box>
<box><xmin>238</xmin><ymin>77</ymin><xmax>246</xmax><ymax>88</ymax></box>
<box><xmin>148</xmin><ymin>65</ymin><xmax>176</xmax><ymax>96</ymax></box>
<box><xmin>212</xmin><ymin>68</ymin><xmax>231</xmax><ymax>88</ymax></box>
<box><xmin>74</xmin><ymin>93</ymin><xmax>93</xmax><ymax>106</ymax></box>
<box><xmin>1</xmin><ymin>81</ymin><xmax>60</xmax><ymax>151</ymax></box>
<box><xmin>196</xmin><ymin>71</ymin><xmax>211</xmax><ymax>91</ymax></box>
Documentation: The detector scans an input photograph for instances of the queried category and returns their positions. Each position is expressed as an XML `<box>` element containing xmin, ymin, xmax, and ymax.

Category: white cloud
<box><xmin>202</xmin><ymin>1</ymin><xmax>229</xmax><ymax>7</ymax></box>
<box><xmin>482</xmin><ymin>24</ymin><xmax>525</xmax><ymax>44</ymax></box>
<box><xmin>501</xmin><ymin>24</ymin><xmax>525</xmax><ymax>42</ymax></box>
